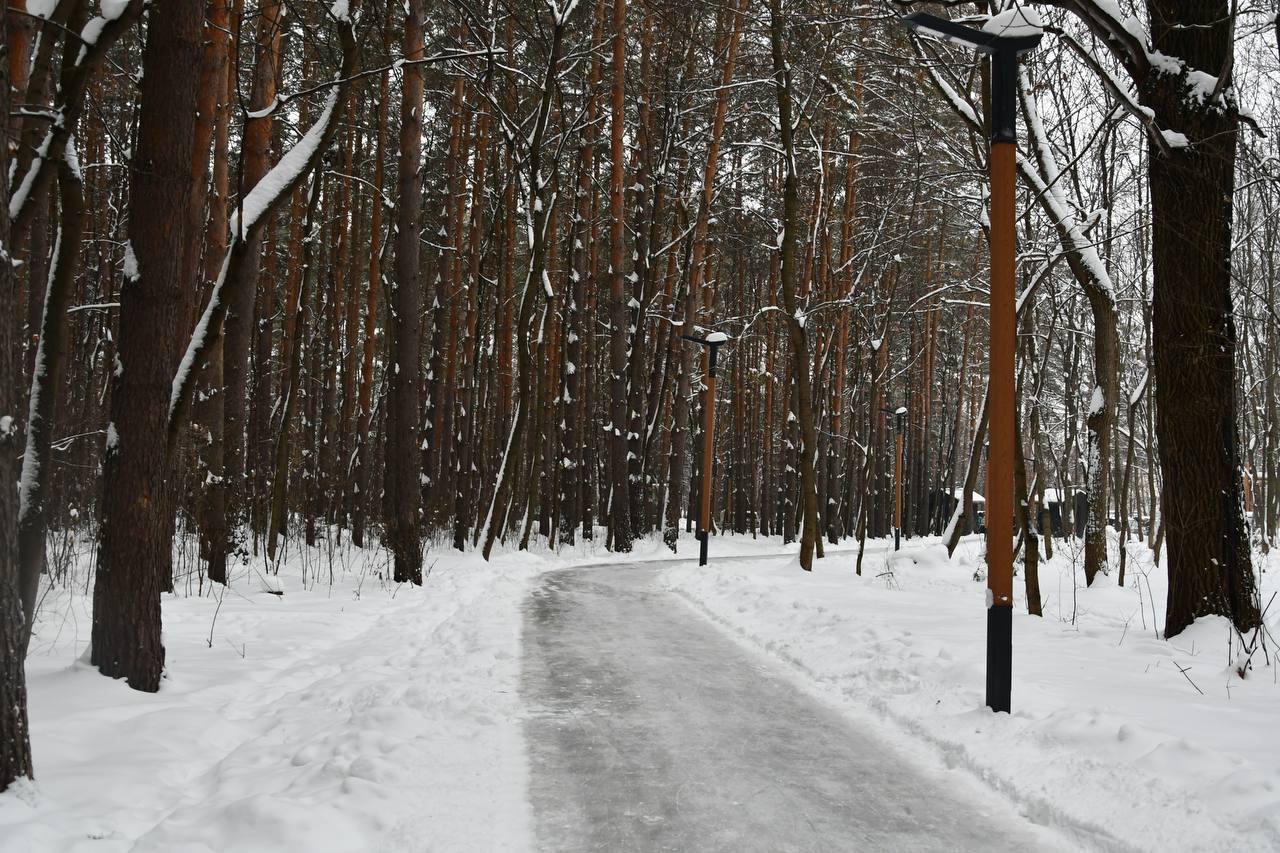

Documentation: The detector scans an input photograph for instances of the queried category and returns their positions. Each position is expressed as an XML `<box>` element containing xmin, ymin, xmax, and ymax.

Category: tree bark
<box><xmin>770</xmin><ymin>0</ymin><xmax>818</xmax><ymax>570</ymax></box>
<box><xmin>384</xmin><ymin>0</ymin><xmax>426</xmax><ymax>584</ymax></box>
<box><xmin>0</xmin><ymin>0</ymin><xmax>35</xmax><ymax>788</ymax></box>
<box><xmin>1143</xmin><ymin>2</ymin><xmax>1258</xmax><ymax>637</ymax></box>
<box><xmin>196</xmin><ymin>19</ymin><xmax>236</xmax><ymax>584</ymax></box>
<box><xmin>353</xmin><ymin>56</ymin><xmax>391</xmax><ymax>548</ymax></box>
<box><xmin>17</xmin><ymin>159</ymin><xmax>83</xmax><ymax>653</ymax></box>
<box><xmin>663</xmin><ymin>5</ymin><xmax>744</xmax><ymax>551</ymax></box>
<box><xmin>92</xmin><ymin>1</ymin><xmax>203</xmax><ymax>692</ymax></box>
<box><xmin>220</xmin><ymin>0</ymin><xmax>282</xmax><ymax>563</ymax></box>
<box><xmin>606</xmin><ymin>0</ymin><xmax>633</xmax><ymax>551</ymax></box>
<box><xmin>558</xmin><ymin>13</ymin><xmax>602</xmax><ymax>545</ymax></box>
<box><xmin>480</xmin><ymin>6</ymin><xmax>571</xmax><ymax>560</ymax></box>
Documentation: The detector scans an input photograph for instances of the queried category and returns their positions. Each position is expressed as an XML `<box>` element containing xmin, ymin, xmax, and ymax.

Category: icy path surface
<box><xmin>522</xmin><ymin>564</ymin><xmax>1068</xmax><ymax>852</ymax></box>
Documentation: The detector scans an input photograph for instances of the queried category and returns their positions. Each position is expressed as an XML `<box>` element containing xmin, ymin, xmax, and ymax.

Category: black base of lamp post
<box><xmin>894</xmin><ymin>528</ymin><xmax>900</xmax><ymax>551</ymax></box>
<box><xmin>698</xmin><ymin>530</ymin><xmax>708</xmax><ymax>566</ymax></box>
<box><xmin>986</xmin><ymin>604</ymin><xmax>1012</xmax><ymax>713</ymax></box>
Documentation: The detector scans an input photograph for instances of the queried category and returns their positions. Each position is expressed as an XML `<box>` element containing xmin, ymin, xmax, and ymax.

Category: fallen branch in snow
<box><xmin>1174</xmin><ymin>661</ymin><xmax>1204</xmax><ymax>695</ymax></box>
<box><xmin>1232</xmin><ymin>591</ymin><xmax>1276</xmax><ymax>679</ymax></box>
<box><xmin>206</xmin><ymin>584</ymin><xmax>227</xmax><ymax>649</ymax></box>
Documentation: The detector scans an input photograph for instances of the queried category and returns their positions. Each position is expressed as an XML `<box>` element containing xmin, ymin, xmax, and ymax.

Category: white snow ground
<box><xmin>1</xmin><ymin>536</ymin><xmax>543</xmax><ymax>853</ymax></box>
<box><xmin>665</xmin><ymin>533</ymin><xmax>1280</xmax><ymax>853</ymax></box>
<box><xmin>2</xmin><ymin>529</ymin><xmax>1277</xmax><ymax>851</ymax></box>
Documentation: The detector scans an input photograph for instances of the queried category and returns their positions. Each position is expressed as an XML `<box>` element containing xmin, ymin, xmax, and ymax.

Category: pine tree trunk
<box><xmin>196</xmin><ymin>26</ymin><xmax>236</xmax><ymax>584</ymax></box>
<box><xmin>558</xmin><ymin>28</ymin><xmax>601</xmax><ymax>544</ymax></box>
<box><xmin>605</xmin><ymin>0</ymin><xmax>633</xmax><ymax>551</ymax></box>
<box><xmin>268</xmin><ymin>175</ymin><xmax>322</xmax><ymax>560</ymax></box>
<box><xmin>0</xmin><ymin>2</ymin><xmax>35</xmax><ymax>786</ymax></box>
<box><xmin>17</xmin><ymin>159</ymin><xmax>84</xmax><ymax>651</ymax></box>
<box><xmin>353</xmin><ymin>56</ymin><xmax>389</xmax><ymax>548</ymax></box>
<box><xmin>92</xmin><ymin>1</ymin><xmax>203</xmax><ymax>692</ymax></box>
<box><xmin>221</xmin><ymin>0</ymin><xmax>282</xmax><ymax>563</ymax></box>
<box><xmin>481</xmin><ymin>8</ymin><xmax>570</xmax><ymax>559</ymax></box>
<box><xmin>769</xmin><ymin>0</ymin><xmax>818</xmax><ymax>570</ymax></box>
<box><xmin>384</xmin><ymin>0</ymin><xmax>426</xmax><ymax>584</ymax></box>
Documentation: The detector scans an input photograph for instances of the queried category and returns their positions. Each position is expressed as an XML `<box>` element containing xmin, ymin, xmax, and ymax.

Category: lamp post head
<box><xmin>880</xmin><ymin>406</ymin><xmax>908</xmax><ymax>431</ymax></box>
<box><xmin>682</xmin><ymin>330</ymin><xmax>730</xmax><ymax>376</ymax></box>
<box><xmin>902</xmin><ymin>10</ymin><xmax>1043</xmax><ymax>56</ymax></box>
<box><xmin>901</xmin><ymin>9</ymin><xmax>1043</xmax><ymax>144</ymax></box>
<box><xmin>681</xmin><ymin>331</ymin><xmax>730</xmax><ymax>348</ymax></box>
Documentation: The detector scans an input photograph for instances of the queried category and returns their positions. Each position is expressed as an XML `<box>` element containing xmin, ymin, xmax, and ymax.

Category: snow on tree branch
<box><xmin>8</xmin><ymin>0</ymin><xmax>146</xmax><ymax>229</ymax></box>
<box><xmin>166</xmin><ymin>15</ymin><xmax>360</xmax><ymax>448</ymax></box>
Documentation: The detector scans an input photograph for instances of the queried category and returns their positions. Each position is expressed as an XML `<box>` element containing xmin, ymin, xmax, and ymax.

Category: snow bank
<box><xmin>0</xmin><ymin>537</ymin><xmax>550</xmax><ymax>852</ymax></box>
<box><xmin>665</xmin><ymin>535</ymin><xmax>1280</xmax><ymax>852</ymax></box>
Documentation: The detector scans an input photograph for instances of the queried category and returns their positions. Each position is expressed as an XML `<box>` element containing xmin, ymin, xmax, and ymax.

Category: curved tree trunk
<box><xmin>481</xmin><ymin>5</ymin><xmax>571</xmax><ymax>560</ymax></box>
<box><xmin>220</xmin><ymin>0</ymin><xmax>282</xmax><ymax>567</ymax></box>
<box><xmin>17</xmin><ymin>160</ymin><xmax>84</xmax><ymax>652</ymax></box>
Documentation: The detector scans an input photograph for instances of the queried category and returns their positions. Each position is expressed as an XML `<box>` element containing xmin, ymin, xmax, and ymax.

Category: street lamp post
<box><xmin>894</xmin><ymin>406</ymin><xmax>906</xmax><ymax>551</ymax></box>
<box><xmin>902</xmin><ymin>9</ymin><xmax>1041</xmax><ymax>714</ymax></box>
<box><xmin>682</xmin><ymin>331</ymin><xmax>729</xmax><ymax>566</ymax></box>
<box><xmin>882</xmin><ymin>405</ymin><xmax>908</xmax><ymax>551</ymax></box>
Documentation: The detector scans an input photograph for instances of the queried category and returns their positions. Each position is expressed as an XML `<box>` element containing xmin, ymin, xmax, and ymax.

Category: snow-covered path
<box><xmin>522</xmin><ymin>563</ymin><xmax>1068</xmax><ymax>852</ymax></box>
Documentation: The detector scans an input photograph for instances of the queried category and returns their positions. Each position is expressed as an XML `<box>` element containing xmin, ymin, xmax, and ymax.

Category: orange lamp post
<box><xmin>894</xmin><ymin>406</ymin><xmax>906</xmax><ymax>551</ymax></box>
<box><xmin>882</xmin><ymin>405</ymin><xmax>908</xmax><ymax>551</ymax></box>
<box><xmin>902</xmin><ymin>10</ymin><xmax>1041</xmax><ymax>714</ymax></box>
<box><xmin>682</xmin><ymin>331</ymin><xmax>729</xmax><ymax>566</ymax></box>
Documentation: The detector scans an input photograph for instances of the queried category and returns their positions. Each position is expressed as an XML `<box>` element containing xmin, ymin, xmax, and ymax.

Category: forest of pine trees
<box><xmin>3</xmin><ymin>0</ymin><xmax>1279</xmax><ymax>791</ymax></box>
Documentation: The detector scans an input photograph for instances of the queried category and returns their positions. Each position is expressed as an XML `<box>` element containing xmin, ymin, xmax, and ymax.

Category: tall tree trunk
<box><xmin>1143</xmin><ymin>2</ymin><xmax>1258</xmax><ymax>637</ymax></box>
<box><xmin>453</xmin><ymin>87</ymin><xmax>491</xmax><ymax>551</ymax></box>
<box><xmin>558</xmin><ymin>16</ymin><xmax>601</xmax><ymax>545</ymax></box>
<box><xmin>196</xmin><ymin>20</ymin><xmax>236</xmax><ymax>584</ymax></box>
<box><xmin>480</xmin><ymin>6</ymin><xmax>571</xmax><ymax>560</ymax></box>
<box><xmin>353</xmin><ymin>57</ymin><xmax>391</xmax><ymax>548</ymax></box>
<box><xmin>662</xmin><ymin>5</ymin><xmax>743</xmax><ymax>551</ymax></box>
<box><xmin>606</xmin><ymin>0</ymin><xmax>633</xmax><ymax>551</ymax></box>
<box><xmin>268</xmin><ymin>174</ymin><xmax>322</xmax><ymax>560</ymax></box>
<box><xmin>17</xmin><ymin>159</ymin><xmax>83</xmax><ymax>652</ymax></box>
<box><xmin>384</xmin><ymin>0</ymin><xmax>426</xmax><ymax>584</ymax></box>
<box><xmin>1019</xmin><ymin>72</ymin><xmax>1119</xmax><ymax>587</ymax></box>
<box><xmin>769</xmin><ymin>0</ymin><xmax>818</xmax><ymax>570</ymax></box>
<box><xmin>92</xmin><ymin>2</ymin><xmax>203</xmax><ymax>692</ymax></box>
<box><xmin>221</xmin><ymin>0</ymin><xmax>281</xmax><ymax>566</ymax></box>
<box><xmin>0</xmin><ymin>0</ymin><xmax>35</xmax><ymax>788</ymax></box>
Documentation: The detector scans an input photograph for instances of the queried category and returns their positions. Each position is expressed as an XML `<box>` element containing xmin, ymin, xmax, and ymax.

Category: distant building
<box><xmin>1038</xmin><ymin>488</ymin><xmax>1087</xmax><ymax>537</ymax></box>
<box><xmin>928</xmin><ymin>488</ymin><xmax>986</xmax><ymax>535</ymax></box>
